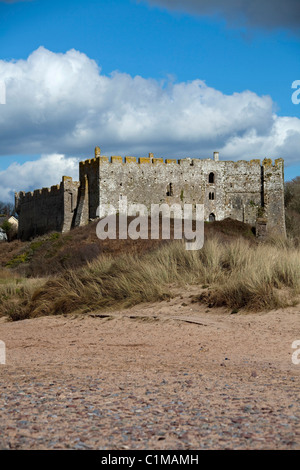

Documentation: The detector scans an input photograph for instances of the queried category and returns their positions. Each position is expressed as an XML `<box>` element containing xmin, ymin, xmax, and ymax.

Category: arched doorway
<box><xmin>209</xmin><ymin>213</ymin><xmax>215</xmax><ymax>222</ymax></box>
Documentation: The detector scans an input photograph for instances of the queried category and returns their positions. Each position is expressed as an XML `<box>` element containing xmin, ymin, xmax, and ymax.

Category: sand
<box><xmin>0</xmin><ymin>287</ymin><xmax>299</xmax><ymax>450</ymax></box>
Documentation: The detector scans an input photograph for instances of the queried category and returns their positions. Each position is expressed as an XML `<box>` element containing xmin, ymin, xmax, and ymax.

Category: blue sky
<box><xmin>0</xmin><ymin>0</ymin><xmax>299</xmax><ymax>201</ymax></box>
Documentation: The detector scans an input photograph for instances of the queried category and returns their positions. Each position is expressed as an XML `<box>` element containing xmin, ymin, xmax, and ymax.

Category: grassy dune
<box><xmin>1</xmin><ymin>235</ymin><xmax>300</xmax><ymax>320</ymax></box>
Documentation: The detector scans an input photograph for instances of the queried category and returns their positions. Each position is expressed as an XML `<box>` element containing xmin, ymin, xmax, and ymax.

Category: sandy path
<box><xmin>0</xmin><ymin>289</ymin><xmax>299</xmax><ymax>450</ymax></box>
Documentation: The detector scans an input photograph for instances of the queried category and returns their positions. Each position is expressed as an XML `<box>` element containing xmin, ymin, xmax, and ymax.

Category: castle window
<box><xmin>209</xmin><ymin>172</ymin><xmax>215</xmax><ymax>184</ymax></box>
<box><xmin>209</xmin><ymin>213</ymin><xmax>216</xmax><ymax>222</ymax></box>
<box><xmin>209</xmin><ymin>192</ymin><xmax>215</xmax><ymax>200</ymax></box>
<box><xmin>166</xmin><ymin>183</ymin><xmax>173</xmax><ymax>197</ymax></box>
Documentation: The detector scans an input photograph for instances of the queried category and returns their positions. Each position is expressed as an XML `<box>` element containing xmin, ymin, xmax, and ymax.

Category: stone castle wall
<box><xmin>95</xmin><ymin>155</ymin><xmax>263</xmax><ymax>223</ymax></box>
<box><xmin>15</xmin><ymin>176</ymin><xmax>79</xmax><ymax>241</ymax></box>
<box><xmin>15</xmin><ymin>147</ymin><xmax>286</xmax><ymax>240</ymax></box>
<box><xmin>261</xmin><ymin>158</ymin><xmax>285</xmax><ymax>235</ymax></box>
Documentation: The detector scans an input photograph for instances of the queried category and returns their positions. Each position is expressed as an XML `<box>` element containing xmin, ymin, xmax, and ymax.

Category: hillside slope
<box><xmin>0</xmin><ymin>217</ymin><xmax>255</xmax><ymax>277</ymax></box>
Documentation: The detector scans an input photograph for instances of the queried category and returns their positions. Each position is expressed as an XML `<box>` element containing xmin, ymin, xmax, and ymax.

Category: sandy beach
<box><xmin>0</xmin><ymin>286</ymin><xmax>299</xmax><ymax>450</ymax></box>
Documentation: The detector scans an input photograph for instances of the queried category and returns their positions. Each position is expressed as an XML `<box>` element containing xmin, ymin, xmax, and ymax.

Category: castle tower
<box><xmin>262</xmin><ymin>158</ymin><xmax>286</xmax><ymax>237</ymax></box>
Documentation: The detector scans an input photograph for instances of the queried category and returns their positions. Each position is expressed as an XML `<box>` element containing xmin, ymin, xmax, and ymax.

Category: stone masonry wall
<box><xmin>15</xmin><ymin>177</ymin><xmax>79</xmax><ymax>241</ymax></box>
<box><xmin>78</xmin><ymin>156</ymin><xmax>100</xmax><ymax>220</ymax></box>
<box><xmin>262</xmin><ymin>158</ymin><xmax>286</xmax><ymax>236</ymax></box>
<box><xmin>95</xmin><ymin>154</ymin><xmax>266</xmax><ymax>225</ymax></box>
<box><xmin>15</xmin><ymin>147</ymin><xmax>286</xmax><ymax>240</ymax></box>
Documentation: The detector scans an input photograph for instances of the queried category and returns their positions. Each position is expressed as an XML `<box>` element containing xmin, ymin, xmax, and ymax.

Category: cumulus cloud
<box><xmin>144</xmin><ymin>0</ymin><xmax>300</xmax><ymax>32</ymax></box>
<box><xmin>0</xmin><ymin>46</ymin><xmax>299</xmax><ymax>201</ymax></box>
<box><xmin>0</xmin><ymin>154</ymin><xmax>79</xmax><ymax>201</ymax></box>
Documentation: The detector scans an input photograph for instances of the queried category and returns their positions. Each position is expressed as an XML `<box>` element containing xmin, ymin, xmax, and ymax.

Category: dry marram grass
<box><xmin>1</xmin><ymin>237</ymin><xmax>300</xmax><ymax>320</ymax></box>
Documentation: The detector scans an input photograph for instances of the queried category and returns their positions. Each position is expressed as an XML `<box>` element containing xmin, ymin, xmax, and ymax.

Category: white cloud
<box><xmin>0</xmin><ymin>46</ymin><xmax>299</xmax><ymax>202</ymax></box>
<box><xmin>0</xmin><ymin>154</ymin><xmax>79</xmax><ymax>201</ymax></box>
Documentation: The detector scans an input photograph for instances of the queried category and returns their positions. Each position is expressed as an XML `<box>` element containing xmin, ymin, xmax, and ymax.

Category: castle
<box><xmin>15</xmin><ymin>147</ymin><xmax>286</xmax><ymax>240</ymax></box>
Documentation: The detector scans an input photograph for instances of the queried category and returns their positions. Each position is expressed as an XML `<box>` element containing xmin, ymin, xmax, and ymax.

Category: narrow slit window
<box><xmin>209</xmin><ymin>172</ymin><xmax>215</xmax><ymax>184</ymax></box>
<box><xmin>166</xmin><ymin>183</ymin><xmax>173</xmax><ymax>197</ymax></box>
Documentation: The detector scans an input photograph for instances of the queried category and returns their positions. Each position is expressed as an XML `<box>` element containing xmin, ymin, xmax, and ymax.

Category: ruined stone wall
<box><xmin>61</xmin><ymin>177</ymin><xmax>80</xmax><ymax>233</ymax></box>
<box><xmin>96</xmin><ymin>154</ymin><xmax>267</xmax><ymax>225</ymax></box>
<box><xmin>222</xmin><ymin>160</ymin><xmax>262</xmax><ymax>224</ymax></box>
<box><xmin>74</xmin><ymin>174</ymin><xmax>89</xmax><ymax>227</ymax></box>
<box><xmin>99</xmin><ymin>155</ymin><xmax>216</xmax><ymax>220</ymax></box>
<box><xmin>15</xmin><ymin>147</ymin><xmax>286</xmax><ymax>241</ymax></box>
<box><xmin>15</xmin><ymin>177</ymin><xmax>79</xmax><ymax>241</ymax></box>
<box><xmin>262</xmin><ymin>158</ymin><xmax>286</xmax><ymax>237</ymax></box>
<box><xmin>78</xmin><ymin>156</ymin><xmax>100</xmax><ymax>220</ymax></box>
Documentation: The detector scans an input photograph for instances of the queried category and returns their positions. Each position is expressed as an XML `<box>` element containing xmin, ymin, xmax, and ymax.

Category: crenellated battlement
<box><xmin>80</xmin><ymin>155</ymin><xmax>283</xmax><ymax>168</ymax></box>
<box><xmin>263</xmin><ymin>157</ymin><xmax>284</xmax><ymax>168</ymax></box>
<box><xmin>16</xmin><ymin>182</ymin><xmax>63</xmax><ymax>204</ymax></box>
<box><xmin>78</xmin><ymin>148</ymin><xmax>283</xmax><ymax>169</ymax></box>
